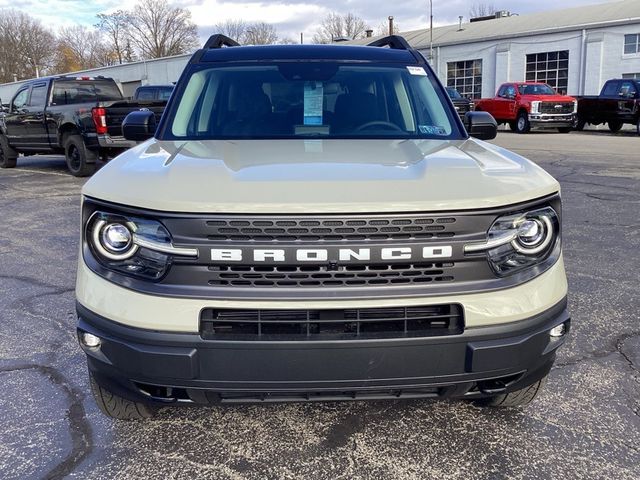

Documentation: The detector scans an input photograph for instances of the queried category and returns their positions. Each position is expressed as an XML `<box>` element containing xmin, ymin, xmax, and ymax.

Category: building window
<box><xmin>622</xmin><ymin>73</ymin><xmax>640</xmax><ymax>79</ymax></box>
<box><xmin>624</xmin><ymin>34</ymin><xmax>640</xmax><ymax>54</ymax></box>
<box><xmin>525</xmin><ymin>50</ymin><xmax>569</xmax><ymax>94</ymax></box>
<box><xmin>446</xmin><ymin>59</ymin><xmax>482</xmax><ymax>99</ymax></box>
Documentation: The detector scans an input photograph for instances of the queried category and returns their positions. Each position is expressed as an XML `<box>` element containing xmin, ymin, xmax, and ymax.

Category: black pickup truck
<box><xmin>576</xmin><ymin>78</ymin><xmax>640</xmax><ymax>135</ymax></box>
<box><xmin>0</xmin><ymin>76</ymin><xmax>165</xmax><ymax>176</ymax></box>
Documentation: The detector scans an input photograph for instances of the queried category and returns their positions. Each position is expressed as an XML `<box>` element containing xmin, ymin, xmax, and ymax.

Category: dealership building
<box><xmin>1</xmin><ymin>0</ymin><xmax>640</xmax><ymax>101</ymax></box>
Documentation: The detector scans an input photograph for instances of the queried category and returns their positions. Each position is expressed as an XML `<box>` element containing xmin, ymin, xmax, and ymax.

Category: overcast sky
<box><xmin>0</xmin><ymin>0</ymin><xmax>622</xmax><ymax>42</ymax></box>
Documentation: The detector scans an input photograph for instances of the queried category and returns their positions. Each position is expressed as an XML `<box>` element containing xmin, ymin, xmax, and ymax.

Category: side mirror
<box><xmin>122</xmin><ymin>110</ymin><xmax>156</xmax><ymax>142</ymax></box>
<box><xmin>464</xmin><ymin>111</ymin><xmax>498</xmax><ymax>140</ymax></box>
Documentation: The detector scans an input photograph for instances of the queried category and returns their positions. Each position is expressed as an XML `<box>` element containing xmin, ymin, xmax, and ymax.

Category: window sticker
<box><xmin>419</xmin><ymin>125</ymin><xmax>447</xmax><ymax>136</ymax></box>
<box><xmin>407</xmin><ymin>66</ymin><xmax>428</xmax><ymax>76</ymax></box>
<box><xmin>304</xmin><ymin>81</ymin><xmax>324</xmax><ymax>125</ymax></box>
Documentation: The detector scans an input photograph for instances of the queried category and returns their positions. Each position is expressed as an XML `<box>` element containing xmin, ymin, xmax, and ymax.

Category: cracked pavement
<box><xmin>0</xmin><ymin>130</ymin><xmax>638</xmax><ymax>479</ymax></box>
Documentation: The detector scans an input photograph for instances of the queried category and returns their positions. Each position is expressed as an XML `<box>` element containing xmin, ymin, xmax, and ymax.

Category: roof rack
<box><xmin>366</xmin><ymin>35</ymin><xmax>412</xmax><ymax>50</ymax></box>
<box><xmin>202</xmin><ymin>34</ymin><xmax>241</xmax><ymax>49</ymax></box>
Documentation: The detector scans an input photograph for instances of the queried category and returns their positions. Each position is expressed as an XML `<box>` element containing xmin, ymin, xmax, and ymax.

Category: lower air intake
<box><xmin>200</xmin><ymin>304</ymin><xmax>464</xmax><ymax>341</ymax></box>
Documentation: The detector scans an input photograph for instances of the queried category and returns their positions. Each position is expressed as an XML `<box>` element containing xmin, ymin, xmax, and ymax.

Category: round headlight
<box><xmin>513</xmin><ymin>215</ymin><xmax>553</xmax><ymax>255</ymax></box>
<box><xmin>91</xmin><ymin>219</ymin><xmax>138</xmax><ymax>260</ymax></box>
<box><xmin>517</xmin><ymin>219</ymin><xmax>544</xmax><ymax>247</ymax></box>
<box><xmin>101</xmin><ymin>223</ymin><xmax>132</xmax><ymax>252</ymax></box>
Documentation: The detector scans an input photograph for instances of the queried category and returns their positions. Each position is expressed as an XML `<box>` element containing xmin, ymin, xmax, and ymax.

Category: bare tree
<box><xmin>96</xmin><ymin>11</ymin><xmax>130</xmax><ymax>64</ymax></box>
<box><xmin>312</xmin><ymin>12</ymin><xmax>369</xmax><ymax>44</ymax></box>
<box><xmin>245</xmin><ymin>22</ymin><xmax>279</xmax><ymax>45</ymax></box>
<box><xmin>0</xmin><ymin>10</ymin><xmax>56</xmax><ymax>83</ymax></box>
<box><xmin>213</xmin><ymin>19</ymin><xmax>247</xmax><ymax>44</ymax></box>
<box><xmin>126</xmin><ymin>0</ymin><xmax>199</xmax><ymax>59</ymax></box>
<box><xmin>55</xmin><ymin>26</ymin><xmax>114</xmax><ymax>72</ymax></box>
<box><xmin>469</xmin><ymin>3</ymin><xmax>497</xmax><ymax>18</ymax></box>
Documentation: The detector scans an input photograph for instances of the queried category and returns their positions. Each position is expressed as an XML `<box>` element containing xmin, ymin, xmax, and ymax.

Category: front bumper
<box><xmin>528</xmin><ymin>113</ymin><xmax>575</xmax><ymax>128</ymax></box>
<box><xmin>78</xmin><ymin>298</ymin><xmax>570</xmax><ymax>405</ymax></box>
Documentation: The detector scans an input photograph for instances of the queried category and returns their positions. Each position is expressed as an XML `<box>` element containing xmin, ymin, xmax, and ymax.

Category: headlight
<box><xmin>465</xmin><ymin>206</ymin><xmax>560</xmax><ymax>277</ymax></box>
<box><xmin>86</xmin><ymin>211</ymin><xmax>197</xmax><ymax>281</ymax></box>
<box><xmin>573</xmin><ymin>101</ymin><xmax>578</xmax><ymax>114</ymax></box>
<box><xmin>530</xmin><ymin>101</ymin><xmax>541</xmax><ymax>114</ymax></box>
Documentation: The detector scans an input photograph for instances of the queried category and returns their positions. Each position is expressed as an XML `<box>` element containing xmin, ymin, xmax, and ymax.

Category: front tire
<box><xmin>89</xmin><ymin>373</ymin><xmax>156</xmax><ymax>420</ymax></box>
<box><xmin>0</xmin><ymin>134</ymin><xmax>18</xmax><ymax>168</ymax></box>
<box><xmin>64</xmin><ymin>134</ymin><xmax>97</xmax><ymax>177</ymax></box>
<box><xmin>608</xmin><ymin>120</ymin><xmax>623</xmax><ymax>133</ymax></box>
<box><xmin>515</xmin><ymin>111</ymin><xmax>530</xmax><ymax>134</ymax></box>
<box><xmin>475</xmin><ymin>376</ymin><xmax>547</xmax><ymax>408</ymax></box>
<box><xmin>557</xmin><ymin>127</ymin><xmax>572</xmax><ymax>133</ymax></box>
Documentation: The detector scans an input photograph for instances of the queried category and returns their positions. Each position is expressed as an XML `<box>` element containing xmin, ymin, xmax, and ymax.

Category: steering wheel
<box><xmin>354</xmin><ymin>121</ymin><xmax>403</xmax><ymax>132</ymax></box>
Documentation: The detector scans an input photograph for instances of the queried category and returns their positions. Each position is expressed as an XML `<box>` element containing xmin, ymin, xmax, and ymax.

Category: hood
<box><xmin>521</xmin><ymin>94</ymin><xmax>576</xmax><ymax>102</ymax></box>
<box><xmin>83</xmin><ymin>138</ymin><xmax>559</xmax><ymax>214</ymax></box>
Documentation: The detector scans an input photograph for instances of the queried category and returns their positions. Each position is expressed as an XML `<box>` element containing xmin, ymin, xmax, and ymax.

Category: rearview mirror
<box><xmin>464</xmin><ymin>111</ymin><xmax>498</xmax><ymax>140</ymax></box>
<box><xmin>122</xmin><ymin>110</ymin><xmax>156</xmax><ymax>142</ymax></box>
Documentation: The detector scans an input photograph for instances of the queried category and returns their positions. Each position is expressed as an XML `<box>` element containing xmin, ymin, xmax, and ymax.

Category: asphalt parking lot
<box><xmin>1</xmin><ymin>129</ymin><xmax>639</xmax><ymax>480</ymax></box>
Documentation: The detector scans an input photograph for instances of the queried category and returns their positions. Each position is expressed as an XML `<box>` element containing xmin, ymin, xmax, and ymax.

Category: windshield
<box><xmin>517</xmin><ymin>84</ymin><xmax>556</xmax><ymax>95</ymax></box>
<box><xmin>162</xmin><ymin>63</ymin><xmax>461</xmax><ymax>140</ymax></box>
<box><xmin>446</xmin><ymin>87</ymin><xmax>463</xmax><ymax>99</ymax></box>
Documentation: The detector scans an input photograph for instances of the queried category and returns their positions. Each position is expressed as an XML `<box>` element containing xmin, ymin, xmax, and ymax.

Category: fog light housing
<box><xmin>81</xmin><ymin>332</ymin><xmax>102</xmax><ymax>348</ymax></box>
<box><xmin>549</xmin><ymin>323</ymin><xmax>567</xmax><ymax>338</ymax></box>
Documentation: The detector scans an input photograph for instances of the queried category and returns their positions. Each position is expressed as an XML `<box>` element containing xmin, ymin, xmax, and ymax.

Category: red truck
<box><xmin>475</xmin><ymin>82</ymin><xmax>576</xmax><ymax>133</ymax></box>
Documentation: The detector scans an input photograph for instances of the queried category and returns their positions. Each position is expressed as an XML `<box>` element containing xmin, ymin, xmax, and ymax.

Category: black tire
<box><xmin>0</xmin><ymin>134</ymin><xmax>18</xmax><ymax>168</ymax></box>
<box><xmin>475</xmin><ymin>377</ymin><xmax>547</xmax><ymax>408</ymax></box>
<box><xmin>89</xmin><ymin>373</ymin><xmax>156</xmax><ymax>420</ymax></box>
<box><xmin>636</xmin><ymin>117</ymin><xmax>640</xmax><ymax>136</ymax></box>
<box><xmin>508</xmin><ymin>121</ymin><xmax>518</xmax><ymax>132</ymax></box>
<box><xmin>515</xmin><ymin>111</ymin><xmax>530</xmax><ymax>134</ymax></box>
<box><xmin>64</xmin><ymin>134</ymin><xmax>97</xmax><ymax>177</ymax></box>
<box><xmin>557</xmin><ymin>127</ymin><xmax>572</xmax><ymax>133</ymax></box>
<box><xmin>608</xmin><ymin>120</ymin><xmax>623</xmax><ymax>133</ymax></box>
<box><xmin>574</xmin><ymin>117</ymin><xmax>586</xmax><ymax>131</ymax></box>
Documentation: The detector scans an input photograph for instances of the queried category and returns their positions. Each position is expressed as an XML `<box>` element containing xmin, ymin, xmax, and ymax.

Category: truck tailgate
<box><xmin>102</xmin><ymin>101</ymin><xmax>166</xmax><ymax>137</ymax></box>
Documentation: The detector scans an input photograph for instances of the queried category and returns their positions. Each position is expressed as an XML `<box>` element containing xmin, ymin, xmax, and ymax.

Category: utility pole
<box><xmin>429</xmin><ymin>0</ymin><xmax>434</xmax><ymax>61</ymax></box>
<box><xmin>300</xmin><ymin>32</ymin><xmax>304</xmax><ymax>44</ymax></box>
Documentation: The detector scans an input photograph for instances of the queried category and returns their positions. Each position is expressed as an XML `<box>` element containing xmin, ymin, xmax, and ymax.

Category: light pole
<box><xmin>429</xmin><ymin>0</ymin><xmax>434</xmax><ymax>61</ymax></box>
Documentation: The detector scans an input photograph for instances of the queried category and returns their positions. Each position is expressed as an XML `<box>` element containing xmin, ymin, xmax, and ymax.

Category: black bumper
<box><xmin>77</xmin><ymin>299</ymin><xmax>570</xmax><ymax>405</ymax></box>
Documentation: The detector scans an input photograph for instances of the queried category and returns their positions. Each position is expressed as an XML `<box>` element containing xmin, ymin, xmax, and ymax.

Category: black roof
<box><xmin>193</xmin><ymin>35</ymin><xmax>424</xmax><ymax>65</ymax></box>
<box><xmin>199</xmin><ymin>44</ymin><xmax>418</xmax><ymax>64</ymax></box>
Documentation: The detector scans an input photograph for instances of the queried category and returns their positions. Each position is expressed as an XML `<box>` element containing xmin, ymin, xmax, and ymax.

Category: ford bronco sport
<box><xmin>76</xmin><ymin>35</ymin><xmax>570</xmax><ymax>420</ymax></box>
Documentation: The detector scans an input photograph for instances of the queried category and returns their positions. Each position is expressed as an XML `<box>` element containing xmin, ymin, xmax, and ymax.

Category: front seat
<box><xmin>333</xmin><ymin>91</ymin><xmax>381</xmax><ymax>133</ymax></box>
<box><xmin>222</xmin><ymin>85</ymin><xmax>273</xmax><ymax>136</ymax></box>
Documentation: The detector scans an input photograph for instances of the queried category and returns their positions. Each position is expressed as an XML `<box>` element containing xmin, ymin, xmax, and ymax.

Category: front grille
<box><xmin>539</xmin><ymin>102</ymin><xmax>574</xmax><ymax>114</ymax></box>
<box><xmin>200</xmin><ymin>304</ymin><xmax>464</xmax><ymax>340</ymax></box>
<box><xmin>207</xmin><ymin>262</ymin><xmax>455</xmax><ymax>287</ymax></box>
<box><xmin>199</xmin><ymin>216</ymin><xmax>458</xmax><ymax>242</ymax></box>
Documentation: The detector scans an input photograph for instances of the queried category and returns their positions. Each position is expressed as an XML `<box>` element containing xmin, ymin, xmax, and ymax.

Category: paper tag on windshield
<box><xmin>304</xmin><ymin>81</ymin><xmax>324</xmax><ymax>125</ymax></box>
<box><xmin>407</xmin><ymin>66</ymin><xmax>427</xmax><ymax>76</ymax></box>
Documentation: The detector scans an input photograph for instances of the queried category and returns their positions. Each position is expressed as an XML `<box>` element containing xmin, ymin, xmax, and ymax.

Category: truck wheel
<box><xmin>515</xmin><ymin>112</ymin><xmax>530</xmax><ymax>134</ymax></box>
<box><xmin>574</xmin><ymin>118</ymin><xmax>586</xmax><ymax>131</ymax></box>
<box><xmin>608</xmin><ymin>121</ymin><xmax>623</xmax><ymax>133</ymax></box>
<box><xmin>508</xmin><ymin>121</ymin><xmax>518</xmax><ymax>132</ymax></box>
<box><xmin>475</xmin><ymin>376</ymin><xmax>547</xmax><ymax>408</ymax></box>
<box><xmin>557</xmin><ymin>127</ymin><xmax>572</xmax><ymax>133</ymax></box>
<box><xmin>0</xmin><ymin>135</ymin><xmax>18</xmax><ymax>168</ymax></box>
<box><xmin>89</xmin><ymin>373</ymin><xmax>156</xmax><ymax>420</ymax></box>
<box><xmin>64</xmin><ymin>134</ymin><xmax>97</xmax><ymax>177</ymax></box>
<box><xmin>636</xmin><ymin>117</ymin><xmax>640</xmax><ymax>136</ymax></box>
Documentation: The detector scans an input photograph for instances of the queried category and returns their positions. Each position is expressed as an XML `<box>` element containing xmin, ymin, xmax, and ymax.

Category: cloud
<box><xmin>0</xmin><ymin>0</ymin><xmax>621</xmax><ymax>41</ymax></box>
